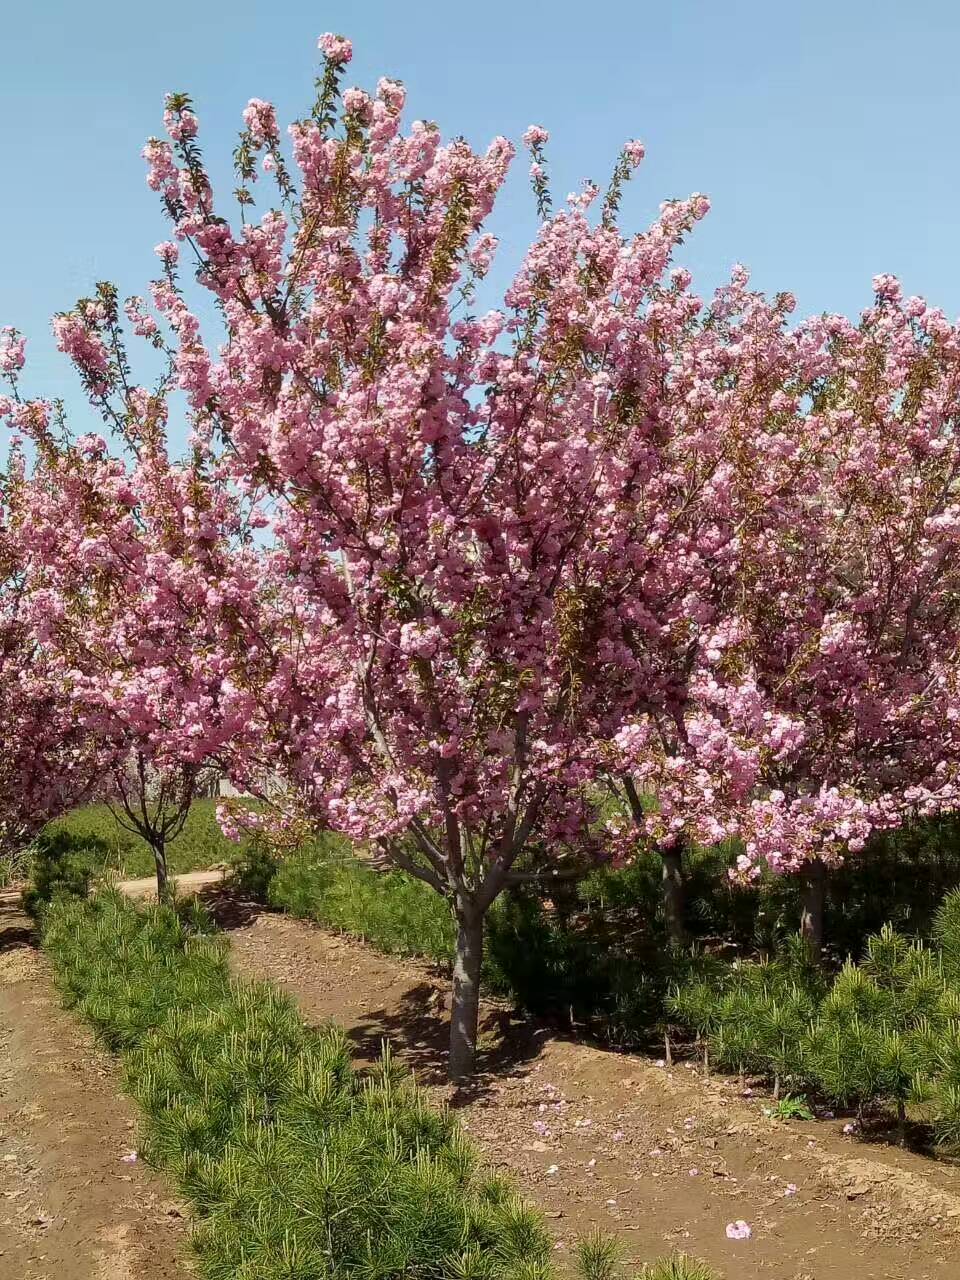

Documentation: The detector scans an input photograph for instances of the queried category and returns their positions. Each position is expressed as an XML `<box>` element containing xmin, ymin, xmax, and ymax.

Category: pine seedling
<box><xmin>446</xmin><ymin>1246</ymin><xmax>501</xmax><ymax>1280</ymax></box>
<box><xmin>819</xmin><ymin>961</ymin><xmax>891</xmax><ymax>1030</ymax></box>
<box><xmin>503</xmin><ymin>1263</ymin><xmax>555</xmax><ymax>1280</ymax></box>
<box><xmin>635</xmin><ymin>1255</ymin><xmax>717</xmax><ymax>1280</ymax></box>
<box><xmin>800</xmin><ymin>1017</ymin><xmax>876</xmax><ymax>1110</ymax></box>
<box><xmin>666</xmin><ymin>980</ymin><xmax>723</xmax><ymax>1042</ymax></box>
<box><xmin>933</xmin><ymin>889</ymin><xmax>960</xmax><ymax>982</ymax></box>
<box><xmin>575</xmin><ymin>1229</ymin><xmax>623</xmax><ymax>1280</ymax></box>
<box><xmin>933</xmin><ymin>1081</ymin><xmax>960</xmax><ymax>1153</ymax></box>
<box><xmin>490</xmin><ymin>1195</ymin><xmax>553</xmax><ymax>1269</ymax></box>
<box><xmin>929</xmin><ymin>1028</ymin><xmax>960</xmax><ymax>1152</ymax></box>
<box><xmin>874</xmin><ymin>1030</ymin><xmax>917</xmax><ymax>1144</ymax></box>
<box><xmin>861</xmin><ymin>925</ymin><xmax>921</xmax><ymax>997</ymax></box>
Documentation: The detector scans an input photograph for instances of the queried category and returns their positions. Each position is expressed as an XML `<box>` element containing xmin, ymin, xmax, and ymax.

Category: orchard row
<box><xmin>3</xmin><ymin>34</ymin><xmax>960</xmax><ymax>1076</ymax></box>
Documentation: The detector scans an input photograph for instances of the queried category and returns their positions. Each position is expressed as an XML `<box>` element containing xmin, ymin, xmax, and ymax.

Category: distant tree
<box><xmin>2</xmin><ymin>322</ymin><xmax>271</xmax><ymax>898</ymax></box>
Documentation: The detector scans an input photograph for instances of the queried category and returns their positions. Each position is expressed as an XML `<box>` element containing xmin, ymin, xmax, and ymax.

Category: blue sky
<box><xmin>3</xmin><ymin>0</ymin><xmax>959</xmax><ymax>422</ymax></box>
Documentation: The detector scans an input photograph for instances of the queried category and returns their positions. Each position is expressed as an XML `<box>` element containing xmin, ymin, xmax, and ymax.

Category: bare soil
<box><xmin>218</xmin><ymin>898</ymin><xmax>960</xmax><ymax>1280</ymax></box>
<box><xmin>118</xmin><ymin>869</ymin><xmax>224</xmax><ymax>901</ymax></box>
<box><xmin>0</xmin><ymin>891</ymin><xmax>189</xmax><ymax>1280</ymax></box>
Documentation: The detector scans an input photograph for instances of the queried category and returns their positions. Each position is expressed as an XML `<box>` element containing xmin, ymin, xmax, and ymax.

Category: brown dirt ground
<box><xmin>0</xmin><ymin>890</ymin><xmax>189</xmax><ymax>1280</ymax></box>
<box><xmin>214</xmin><ymin>896</ymin><xmax>960</xmax><ymax>1280</ymax></box>
<box><xmin>118</xmin><ymin>869</ymin><xmax>224</xmax><ymax>901</ymax></box>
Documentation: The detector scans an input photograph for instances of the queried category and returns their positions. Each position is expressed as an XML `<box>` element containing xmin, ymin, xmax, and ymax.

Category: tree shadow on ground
<box><xmin>343</xmin><ymin>982</ymin><xmax>552</xmax><ymax>1105</ymax></box>
<box><xmin>196</xmin><ymin>883</ymin><xmax>265</xmax><ymax>931</ymax></box>
<box><xmin>856</xmin><ymin>1114</ymin><xmax>939</xmax><ymax>1158</ymax></box>
<box><xmin>0</xmin><ymin>894</ymin><xmax>35</xmax><ymax>953</ymax></box>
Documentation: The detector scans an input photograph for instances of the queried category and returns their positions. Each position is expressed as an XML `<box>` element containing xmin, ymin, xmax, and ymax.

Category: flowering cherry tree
<box><xmin>117</xmin><ymin>34</ymin><xmax>784</xmax><ymax>1077</ymax></box>
<box><xmin>1</xmin><ymin>302</ymin><xmax>271</xmax><ymax>899</ymax></box>
<box><xmin>0</xmin><ymin>506</ymin><xmax>103</xmax><ymax>869</ymax></box>
<box><xmin>0</xmin><ymin>338</ymin><xmax>106</xmax><ymax>865</ymax></box>
<box><xmin>713</xmin><ymin>274</ymin><xmax>960</xmax><ymax>949</ymax></box>
<box><xmin>595</xmin><ymin>265</ymin><xmax>960</xmax><ymax>953</ymax></box>
<box><xmin>597</xmin><ymin>269</ymin><xmax>807</xmax><ymax>944</ymax></box>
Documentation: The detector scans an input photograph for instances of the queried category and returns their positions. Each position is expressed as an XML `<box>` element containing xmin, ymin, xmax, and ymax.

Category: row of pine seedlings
<box><xmin>668</xmin><ymin>890</ymin><xmax>960</xmax><ymax>1148</ymax></box>
<box><xmin>39</xmin><ymin>886</ymin><xmax>715</xmax><ymax>1280</ymax></box>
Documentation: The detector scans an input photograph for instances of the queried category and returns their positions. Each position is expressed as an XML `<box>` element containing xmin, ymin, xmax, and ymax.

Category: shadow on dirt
<box><xmin>0</xmin><ymin>893</ymin><xmax>34</xmax><ymax>953</ymax></box>
<box><xmin>195</xmin><ymin>883</ymin><xmax>265</xmax><ymax>931</ymax></box>
<box><xmin>198</xmin><ymin>883</ymin><xmax>554</xmax><ymax>1100</ymax></box>
<box><xmin>342</xmin><ymin>981</ymin><xmax>552</xmax><ymax>1103</ymax></box>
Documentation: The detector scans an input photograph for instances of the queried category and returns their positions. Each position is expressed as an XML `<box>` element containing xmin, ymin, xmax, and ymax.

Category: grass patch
<box><xmin>268</xmin><ymin>844</ymin><xmax>456</xmax><ymax>968</ymax></box>
<box><xmin>45</xmin><ymin>799</ymin><xmax>255</xmax><ymax>879</ymax></box>
<box><xmin>43</xmin><ymin>890</ymin><xmax>593</xmax><ymax>1278</ymax></box>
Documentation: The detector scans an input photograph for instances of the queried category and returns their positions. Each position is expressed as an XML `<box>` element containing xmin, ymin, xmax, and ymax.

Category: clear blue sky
<box><xmin>3</xmin><ymin>0</ymin><xmax>959</xmax><ymax>422</ymax></box>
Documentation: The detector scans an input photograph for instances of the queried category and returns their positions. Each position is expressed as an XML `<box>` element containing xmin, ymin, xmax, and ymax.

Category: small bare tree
<box><xmin>109</xmin><ymin>752</ymin><xmax>215</xmax><ymax>900</ymax></box>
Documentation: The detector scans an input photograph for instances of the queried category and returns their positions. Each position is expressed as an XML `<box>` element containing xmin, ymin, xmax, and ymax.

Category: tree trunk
<box><xmin>152</xmin><ymin>839</ymin><xmax>170</xmax><ymax>903</ymax></box>
<box><xmin>449</xmin><ymin>906</ymin><xmax>484</xmax><ymax>1083</ymax></box>
<box><xmin>799</xmin><ymin>856</ymin><xmax>826</xmax><ymax>958</ymax></box>
<box><xmin>661</xmin><ymin>844</ymin><xmax>687</xmax><ymax>946</ymax></box>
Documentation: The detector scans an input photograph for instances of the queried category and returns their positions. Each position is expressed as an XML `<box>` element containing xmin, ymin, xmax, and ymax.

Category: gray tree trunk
<box><xmin>661</xmin><ymin>844</ymin><xmax>687</xmax><ymax>946</ymax></box>
<box><xmin>799</xmin><ymin>856</ymin><xmax>826</xmax><ymax>958</ymax></box>
<box><xmin>448</xmin><ymin>906</ymin><xmax>484</xmax><ymax>1083</ymax></box>
<box><xmin>152</xmin><ymin>839</ymin><xmax>170</xmax><ymax>903</ymax></box>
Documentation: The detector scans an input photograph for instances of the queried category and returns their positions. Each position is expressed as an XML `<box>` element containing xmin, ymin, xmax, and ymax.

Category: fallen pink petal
<box><xmin>726</xmin><ymin>1220</ymin><xmax>753</xmax><ymax>1240</ymax></box>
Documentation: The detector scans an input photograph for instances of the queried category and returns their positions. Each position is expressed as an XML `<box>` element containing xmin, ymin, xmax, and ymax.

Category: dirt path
<box><xmin>118</xmin><ymin>869</ymin><xmax>224</xmax><ymax>900</ymax></box>
<box><xmin>221</xmin><ymin>902</ymin><xmax>960</xmax><ymax>1280</ymax></box>
<box><xmin>0</xmin><ymin>892</ymin><xmax>188</xmax><ymax>1280</ymax></box>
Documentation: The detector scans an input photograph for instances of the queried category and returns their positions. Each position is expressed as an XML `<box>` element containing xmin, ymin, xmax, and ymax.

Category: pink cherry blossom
<box><xmin>318</xmin><ymin>32</ymin><xmax>352</xmax><ymax>64</ymax></box>
<box><xmin>623</xmin><ymin>139</ymin><xmax>645</xmax><ymax>166</ymax></box>
<box><xmin>242</xmin><ymin>97</ymin><xmax>278</xmax><ymax>144</ymax></box>
<box><xmin>522</xmin><ymin>124</ymin><xmax>550</xmax><ymax>148</ymax></box>
<box><xmin>0</xmin><ymin>327</ymin><xmax>25</xmax><ymax>374</ymax></box>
